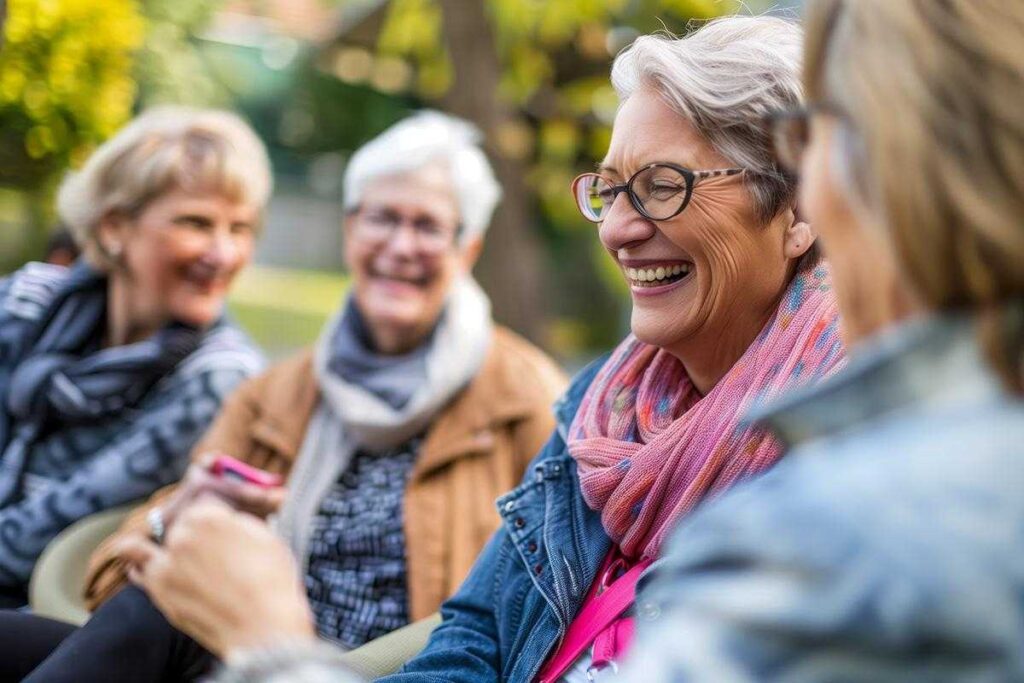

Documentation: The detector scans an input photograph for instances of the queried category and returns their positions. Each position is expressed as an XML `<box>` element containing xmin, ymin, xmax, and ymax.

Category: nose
<box><xmin>382</xmin><ymin>223</ymin><xmax>419</xmax><ymax>258</ymax></box>
<box><xmin>204</xmin><ymin>228</ymin><xmax>241</xmax><ymax>268</ymax></box>
<box><xmin>598</xmin><ymin>192</ymin><xmax>656</xmax><ymax>252</ymax></box>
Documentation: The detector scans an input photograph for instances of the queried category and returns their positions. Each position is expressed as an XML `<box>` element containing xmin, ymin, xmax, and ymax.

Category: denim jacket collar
<box><xmin>552</xmin><ymin>355</ymin><xmax>608</xmax><ymax>439</ymax></box>
<box><xmin>751</xmin><ymin>314</ymin><xmax>1007</xmax><ymax>449</ymax></box>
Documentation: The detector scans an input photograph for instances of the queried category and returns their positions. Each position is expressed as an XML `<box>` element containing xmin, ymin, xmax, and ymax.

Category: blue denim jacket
<box><xmin>378</xmin><ymin>357</ymin><xmax>612</xmax><ymax>683</ymax></box>
<box><xmin>620</xmin><ymin>315</ymin><xmax>1024</xmax><ymax>682</ymax></box>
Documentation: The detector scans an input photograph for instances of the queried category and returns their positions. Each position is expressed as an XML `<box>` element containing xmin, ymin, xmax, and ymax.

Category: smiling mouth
<box><xmin>623</xmin><ymin>263</ymin><xmax>692</xmax><ymax>288</ymax></box>
<box><xmin>370</xmin><ymin>268</ymin><xmax>432</xmax><ymax>288</ymax></box>
<box><xmin>184</xmin><ymin>264</ymin><xmax>228</xmax><ymax>291</ymax></box>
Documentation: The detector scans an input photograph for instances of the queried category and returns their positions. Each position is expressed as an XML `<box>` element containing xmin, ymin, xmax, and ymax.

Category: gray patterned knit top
<box><xmin>303</xmin><ymin>437</ymin><xmax>420</xmax><ymax>648</ymax></box>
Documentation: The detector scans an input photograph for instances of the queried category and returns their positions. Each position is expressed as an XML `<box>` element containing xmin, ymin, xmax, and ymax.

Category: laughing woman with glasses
<box><xmin>52</xmin><ymin>17</ymin><xmax>849</xmax><ymax>683</ymax></box>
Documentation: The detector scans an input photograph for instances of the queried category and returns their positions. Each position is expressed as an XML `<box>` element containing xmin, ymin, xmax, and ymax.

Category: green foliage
<box><xmin>133</xmin><ymin>0</ymin><xmax>229</xmax><ymax>107</ymax></box>
<box><xmin>0</xmin><ymin>0</ymin><xmax>236</xmax><ymax>271</ymax></box>
<box><xmin>368</xmin><ymin>0</ymin><xmax>739</xmax><ymax>236</ymax></box>
<box><xmin>0</xmin><ymin>0</ymin><xmax>144</xmax><ymax>188</ymax></box>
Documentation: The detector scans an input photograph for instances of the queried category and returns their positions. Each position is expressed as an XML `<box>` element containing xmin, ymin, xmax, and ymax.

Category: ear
<box><xmin>96</xmin><ymin>211</ymin><xmax>130</xmax><ymax>259</ymax></box>
<box><xmin>459</xmin><ymin>236</ymin><xmax>484</xmax><ymax>272</ymax></box>
<box><xmin>783</xmin><ymin>209</ymin><xmax>817</xmax><ymax>260</ymax></box>
<box><xmin>341</xmin><ymin>211</ymin><xmax>357</xmax><ymax>238</ymax></box>
<box><xmin>341</xmin><ymin>213</ymin><xmax>358</xmax><ymax>271</ymax></box>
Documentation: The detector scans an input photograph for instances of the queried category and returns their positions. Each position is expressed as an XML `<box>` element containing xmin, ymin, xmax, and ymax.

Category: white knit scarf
<box><xmin>274</xmin><ymin>275</ymin><xmax>493</xmax><ymax>568</ymax></box>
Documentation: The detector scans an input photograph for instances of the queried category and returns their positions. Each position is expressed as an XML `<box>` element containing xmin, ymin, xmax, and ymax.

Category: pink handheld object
<box><xmin>210</xmin><ymin>455</ymin><xmax>282</xmax><ymax>489</ymax></box>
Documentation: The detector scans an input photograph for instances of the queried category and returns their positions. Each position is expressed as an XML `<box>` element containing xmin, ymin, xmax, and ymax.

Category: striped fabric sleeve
<box><xmin>0</xmin><ymin>363</ymin><xmax>253</xmax><ymax>587</ymax></box>
<box><xmin>0</xmin><ymin>262</ymin><xmax>68</xmax><ymax>323</ymax></box>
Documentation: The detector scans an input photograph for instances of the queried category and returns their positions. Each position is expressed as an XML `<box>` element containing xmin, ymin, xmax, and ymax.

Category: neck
<box><xmin>105</xmin><ymin>276</ymin><xmax>163</xmax><ymax>348</ymax></box>
<box><xmin>366</xmin><ymin>321</ymin><xmax>433</xmax><ymax>356</ymax></box>
<box><xmin>666</xmin><ymin>297</ymin><xmax>780</xmax><ymax>397</ymax></box>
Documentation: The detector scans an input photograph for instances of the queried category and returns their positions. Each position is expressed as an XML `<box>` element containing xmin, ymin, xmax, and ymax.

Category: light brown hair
<box><xmin>805</xmin><ymin>0</ymin><xmax>1024</xmax><ymax>390</ymax></box>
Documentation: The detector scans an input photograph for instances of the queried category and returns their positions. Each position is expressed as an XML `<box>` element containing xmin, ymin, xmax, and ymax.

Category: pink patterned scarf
<box><xmin>568</xmin><ymin>262</ymin><xmax>844</xmax><ymax>560</ymax></box>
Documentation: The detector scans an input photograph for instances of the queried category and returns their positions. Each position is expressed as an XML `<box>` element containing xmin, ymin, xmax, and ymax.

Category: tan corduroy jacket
<box><xmin>84</xmin><ymin>327</ymin><xmax>566</xmax><ymax>621</ymax></box>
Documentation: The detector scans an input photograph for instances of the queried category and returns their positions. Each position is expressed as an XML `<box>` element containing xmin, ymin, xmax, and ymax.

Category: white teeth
<box><xmin>624</xmin><ymin>263</ymin><xmax>692</xmax><ymax>284</ymax></box>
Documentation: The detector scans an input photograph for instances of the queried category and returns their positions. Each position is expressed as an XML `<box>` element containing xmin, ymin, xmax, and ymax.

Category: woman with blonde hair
<box><xmin>0</xmin><ymin>107</ymin><xmax>267</xmax><ymax>608</ymax></box>
<box><xmin>619</xmin><ymin>1</ymin><xmax>1024</xmax><ymax>680</ymax></box>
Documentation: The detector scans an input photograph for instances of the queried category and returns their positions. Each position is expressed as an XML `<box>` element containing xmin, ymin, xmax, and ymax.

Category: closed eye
<box><xmin>648</xmin><ymin>183</ymin><xmax>684</xmax><ymax>199</ymax></box>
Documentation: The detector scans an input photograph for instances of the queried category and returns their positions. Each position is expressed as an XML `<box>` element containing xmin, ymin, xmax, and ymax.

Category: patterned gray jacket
<box><xmin>0</xmin><ymin>263</ymin><xmax>265</xmax><ymax>588</ymax></box>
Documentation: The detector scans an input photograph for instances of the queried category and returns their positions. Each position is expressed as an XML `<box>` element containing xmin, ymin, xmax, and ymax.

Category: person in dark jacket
<box><xmin>0</xmin><ymin>106</ymin><xmax>268</xmax><ymax>607</ymax></box>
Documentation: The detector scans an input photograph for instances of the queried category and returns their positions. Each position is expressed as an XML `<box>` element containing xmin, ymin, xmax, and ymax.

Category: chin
<box><xmin>630</xmin><ymin>308</ymin><xmax>690</xmax><ymax>351</ymax></box>
<box><xmin>373</xmin><ymin>310</ymin><xmax>427</xmax><ymax>335</ymax></box>
<box><xmin>172</xmin><ymin>301</ymin><xmax>223</xmax><ymax>329</ymax></box>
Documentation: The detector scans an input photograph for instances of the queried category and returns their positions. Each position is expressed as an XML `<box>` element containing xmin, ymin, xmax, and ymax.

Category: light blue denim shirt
<box><xmin>621</xmin><ymin>315</ymin><xmax>1024</xmax><ymax>682</ymax></box>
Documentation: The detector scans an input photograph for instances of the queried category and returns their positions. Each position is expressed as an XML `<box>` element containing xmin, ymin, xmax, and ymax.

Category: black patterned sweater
<box><xmin>304</xmin><ymin>437</ymin><xmax>421</xmax><ymax>648</ymax></box>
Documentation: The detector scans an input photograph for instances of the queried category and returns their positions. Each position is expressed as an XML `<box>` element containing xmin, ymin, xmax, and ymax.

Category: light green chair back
<box><xmin>338</xmin><ymin>613</ymin><xmax>442</xmax><ymax>678</ymax></box>
<box><xmin>28</xmin><ymin>505</ymin><xmax>135</xmax><ymax>625</ymax></box>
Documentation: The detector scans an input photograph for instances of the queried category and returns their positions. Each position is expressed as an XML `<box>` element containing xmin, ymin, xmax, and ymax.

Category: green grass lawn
<box><xmin>228</xmin><ymin>264</ymin><xmax>347</xmax><ymax>358</ymax></box>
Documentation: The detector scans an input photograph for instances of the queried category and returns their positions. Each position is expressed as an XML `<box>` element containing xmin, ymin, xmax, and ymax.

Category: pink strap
<box><xmin>535</xmin><ymin>556</ymin><xmax>652</xmax><ymax>683</ymax></box>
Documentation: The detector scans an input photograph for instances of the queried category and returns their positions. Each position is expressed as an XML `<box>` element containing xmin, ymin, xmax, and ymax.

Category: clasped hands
<box><xmin>110</xmin><ymin>456</ymin><xmax>317</xmax><ymax>659</ymax></box>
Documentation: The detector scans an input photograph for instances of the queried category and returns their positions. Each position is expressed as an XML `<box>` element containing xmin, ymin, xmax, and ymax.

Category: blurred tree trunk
<box><xmin>436</xmin><ymin>0</ymin><xmax>550</xmax><ymax>347</ymax></box>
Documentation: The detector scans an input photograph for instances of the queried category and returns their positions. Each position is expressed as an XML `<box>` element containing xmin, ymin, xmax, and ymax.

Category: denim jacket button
<box><xmin>533</xmin><ymin>564</ymin><xmax>543</xmax><ymax>575</ymax></box>
<box><xmin>503</xmin><ymin>500</ymin><xmax>516</xmax><ymax>513</ymax></box>
<box><xmin>514</xmin><ymin>517</ymin><xmax>526</xmax><ymax>529</ymax></box>
<box><xmin>527</xmin><ymin>541</ymin><xmax>538</xmax><ymax>553</ymax></box>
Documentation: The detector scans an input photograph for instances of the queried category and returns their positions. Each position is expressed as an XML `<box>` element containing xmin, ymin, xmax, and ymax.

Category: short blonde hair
<box><xmin>805</xmin><ymin>0</ymin><xmax>1024</xmax><ymax>390</ymax></box>
<box><xmin>611</xmin><ymin>16</ymin><xmax>804</xmax><ymax>224</ymax></box>
<box><xmin>57</xmin><ymin>106</ymin><xmax>273</xmax><ymax>266</ymax></box>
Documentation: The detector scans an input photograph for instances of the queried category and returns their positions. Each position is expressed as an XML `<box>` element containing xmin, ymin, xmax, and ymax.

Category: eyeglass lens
<box><xmin>575</xmin><ymin>165</ymin><xmax>692</xmax><ymax>222</ymax></box>
<box><xmin>357</xmin><ymin>207</ymin><xmax>456</xmax><ymax>253</ymax></box>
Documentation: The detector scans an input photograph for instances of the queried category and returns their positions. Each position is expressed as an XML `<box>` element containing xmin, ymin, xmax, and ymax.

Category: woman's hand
<box><xmin>116</xmin><ymin>499</ymin><xmax>317</xmax><ymax>659</ymax></box>
<box><xmin>159</xmin><ymin>454</ymin><xmax>286</xmax><ymax>530</ymax></box>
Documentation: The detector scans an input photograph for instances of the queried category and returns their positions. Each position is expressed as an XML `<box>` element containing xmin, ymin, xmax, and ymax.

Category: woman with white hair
<box><xmin>52</xmin><ymin>16</ymin><xmax>851</xmax><ymax>683</ymax></box>
<box><xmin>1</xmin><ymin>110</ymin><xmax>566</xmax><ymax>682</ymax></box>
<box><xmin>0</xmin><ymin>107</ymin><xmax>267</xmax><ymax>608</ymax></box>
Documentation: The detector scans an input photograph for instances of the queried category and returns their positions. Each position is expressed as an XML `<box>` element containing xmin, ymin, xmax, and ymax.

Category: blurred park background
<box><xmin>0</xmin><ymin>0</ymin><xmax>800</xmax><ymax>363</ymax></box>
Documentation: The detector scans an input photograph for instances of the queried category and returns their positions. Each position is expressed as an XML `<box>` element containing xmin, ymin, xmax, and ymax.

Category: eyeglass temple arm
<box><xmin>693</xmin><ymin>168</ymin><xmax>746</xmax><ymax>180</ymax></box>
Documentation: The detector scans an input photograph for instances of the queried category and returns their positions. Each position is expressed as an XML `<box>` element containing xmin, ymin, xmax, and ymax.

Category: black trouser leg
<box><xmin>0</xmin><ymin>585</ymin><xmax>28</xmax><ymax>609</ymax></box>
<box><xmin>21</xmin><ymin>585</ymin><xmax>217</xmax><ymax>683</ymax></box>
<box><xmin>0</xmin><ymin>609</ymin><xmax>77</xmax><ymax>681</ymax></box>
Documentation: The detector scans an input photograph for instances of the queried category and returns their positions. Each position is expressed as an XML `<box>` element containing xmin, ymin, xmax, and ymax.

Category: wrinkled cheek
<box><xmin>691</xmin><ymin>257</ymin><xmax>730</xmax><ymax>320</ymax></box>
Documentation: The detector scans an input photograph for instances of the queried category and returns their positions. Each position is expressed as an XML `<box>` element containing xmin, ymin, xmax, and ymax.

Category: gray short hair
<box><xmin>57</xmin><ymin>106</ymin><xmax>272</xmax><ymax>265</ymax></box>
<box><xmin>342</xmin><ymin>110</ymin><xmax>502</xmax><ymax>242</ymax></box>
<box><xmin>611</xmin><ymin>16</ymin><xmax>803</xmax><ymax>224</ymax></box>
